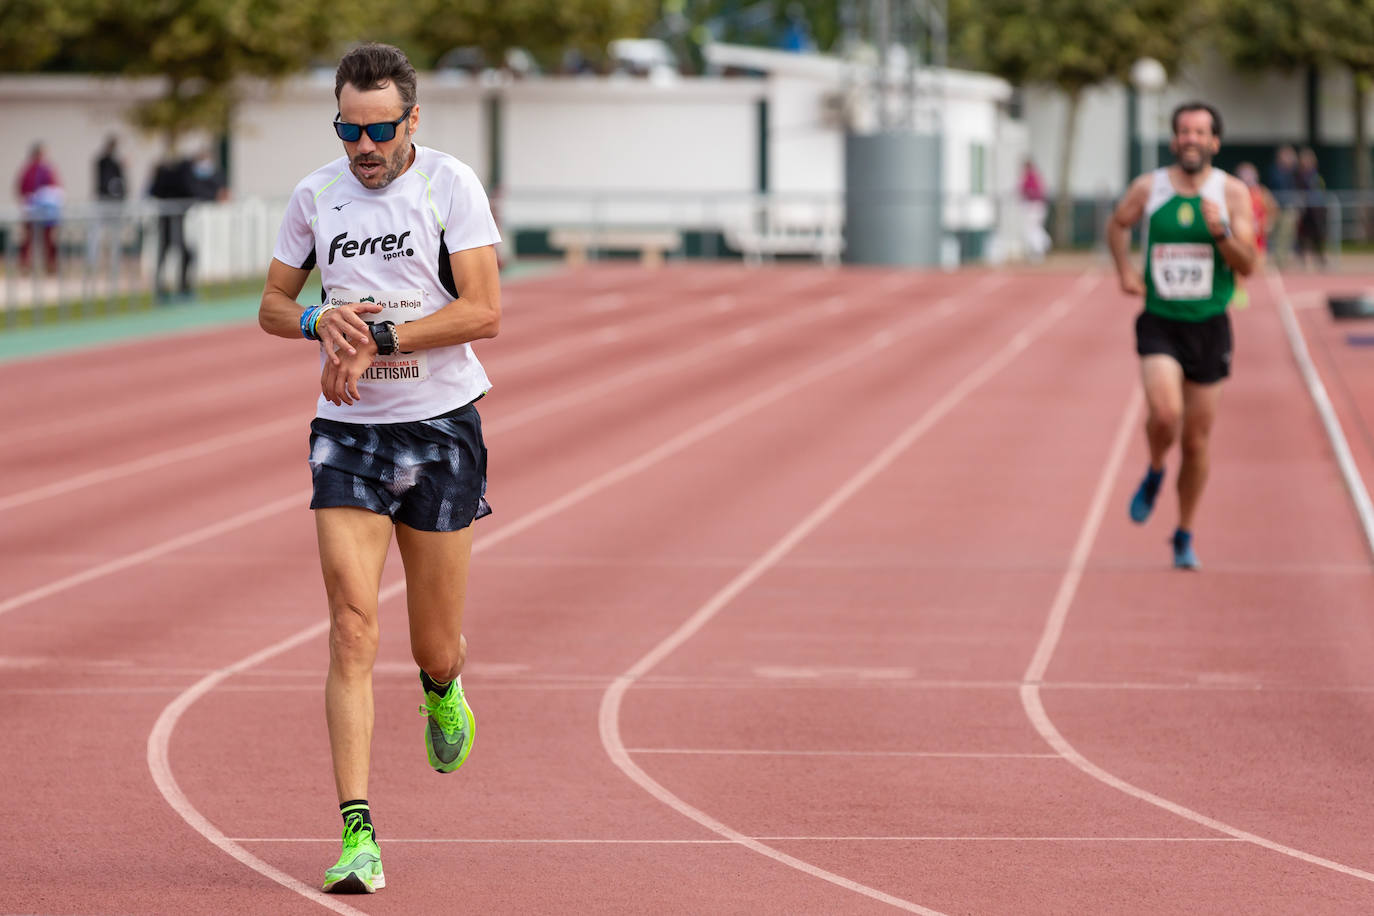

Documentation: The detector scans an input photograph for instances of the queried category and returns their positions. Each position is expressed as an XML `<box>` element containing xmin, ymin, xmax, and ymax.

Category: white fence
<box><xmin>15</xmin><ymin>187</ymin><xmax>1364</xmax><ymax>316</ymax></box>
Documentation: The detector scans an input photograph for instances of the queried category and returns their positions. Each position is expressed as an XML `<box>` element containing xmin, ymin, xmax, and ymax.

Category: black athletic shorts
<box><xmin>307</xmin><ymin>400</ymin><xmax>490</xmax><ymax>532</ymax></box>
<box><xmin>1134</xmin><ymin>310</ymin><xmax>1233</xmax><ymax>385</ymax></box>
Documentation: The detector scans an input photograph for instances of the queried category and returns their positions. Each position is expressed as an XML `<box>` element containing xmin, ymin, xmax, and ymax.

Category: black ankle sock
<box><xmin>340</xmin><ymin>799</ymin><xmax>374</xmax><ymax>840</ymax></box>
<box><xmin>420</xmin><ymin>670</ymin><xmax>451</xmax><ymax>696</ymax></box>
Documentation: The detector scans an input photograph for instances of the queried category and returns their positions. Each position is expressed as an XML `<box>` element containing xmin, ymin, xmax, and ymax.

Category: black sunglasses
<box><xmin>333</xmin><ymin>106</ymin><xmax>412</xmax><ymax>143</ymax></box>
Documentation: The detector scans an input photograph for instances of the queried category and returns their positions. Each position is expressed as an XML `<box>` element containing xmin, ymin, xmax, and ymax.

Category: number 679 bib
<box><xmin>327</xmin><ymin>288</ymin><xmax>428</xmax><ymax>383</ymax></box>
<box><xmin>1150</xmin><ymin>244</ymin><xmax>1214</xmax><ymax>300</ymax></box>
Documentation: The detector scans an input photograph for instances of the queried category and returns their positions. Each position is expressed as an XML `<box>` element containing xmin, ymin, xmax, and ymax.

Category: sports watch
<box><xmin>369</xmin><ymin>320</ymin><xmax>399</xmax><ymax>356</ymax></box>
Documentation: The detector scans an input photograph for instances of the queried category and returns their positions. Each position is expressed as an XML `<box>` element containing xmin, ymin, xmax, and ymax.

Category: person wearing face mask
<box><xmin>1106</xmin><ymin>101</ymin><xmax>1258</xmax><ymax>570</ymax></box>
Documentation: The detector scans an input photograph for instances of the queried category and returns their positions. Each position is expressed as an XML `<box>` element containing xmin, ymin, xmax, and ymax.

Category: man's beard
<box><xmin>1178</xmin><ymin>149</ymin><xmax>1211</xmax><ymax>175</ymax></box>
<box><xmin>351</xmin><ymin>129</ymin><xmax>412</xmax><ymax>189</ymax></box>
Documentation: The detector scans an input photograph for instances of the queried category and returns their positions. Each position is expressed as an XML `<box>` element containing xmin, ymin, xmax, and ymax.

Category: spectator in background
<box><xmin>1294</xmin><ymin>147</ymin><xmax>1327</xmax><ymax>270</ymax></box>
<box><xmin>149</xmin><ymin>153</ymin><xmax>195</xmax><ymax>300</ymax></box>
<box><xmin>149</xmin><ymin>147</ymin><xmax>222</xmax><ymax>300</ymax></box>
<box><xmin>1235</xmin><ymin>162</ymin><xmax>1277</xmax><ymax>264</ymax></box>
<box><xmin>15</xmin><ymin>142</ymin><xmax>62</xmax><ymax>274</ymax></box>
<box><xmin>96</xmin><ymin>135</ymin><xmax>126</xmax><ymax>202</ymax></box>
<box><xmin>1020</xmin><ymin>157</ymin><xmax>1051</xmax><ymax>263</ymax></box>
<box><xmin>88</xmin><ymin>134</ymin><xmax>127</xmax><ymax>271</ymax></box>
<box><xmin>190</xmin><ymin>147</ymin><xmax>227</xmax><ymax>203</ymax></box>
<box><xmin>1268</xmin><ymin>145</ymin><xmax>1298</xmax><ymax>268</ymax></box>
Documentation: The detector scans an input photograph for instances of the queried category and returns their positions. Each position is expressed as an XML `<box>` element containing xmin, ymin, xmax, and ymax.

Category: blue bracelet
<box><xmin>299</xmin><ymin>306</ymin><xmax>321</xmax><ymax>341</ymax></box>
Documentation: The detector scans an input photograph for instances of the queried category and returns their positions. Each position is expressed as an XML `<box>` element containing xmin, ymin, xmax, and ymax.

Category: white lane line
<box><xmin>1265</xmin><ymin>270</ymin><xmax>1374</xmax><ymax>560</ymax></box>
<box><xmin>146</xmin><ymin>272</ymin><xmax>1006</xmax><ymax>911</ymax></box>
<box><xmin>1021</xmin><ymin>390</ymin><xmax>1141</xmax><ymax>688</ymax></box>
<box><xmin>5</xmin><ymin>365</ymin><xmax>304</xmax><ymax>445</ymax></box>
<box><xmin>147</xmin><ymin>626</ymin><xmax>370</xmax><ymax>916</ymax></box>
<box><xmin>4</xmin><ymin>274</ymin><xmax>840</xmax><ymax>511</ymax></box>
<box><xmin>0</xmin><ymin>267</ymin><xmax>983</xmax><ymax>619</ymax></box>
<box><xmin>1019</xmin><ymin>387</ymin><xmax>1374</xmax><ymax>884</ymax></box>
<box><xmin>0</xmin><ymin>417</ymin><xmax>303</xmax><ymax>512</ymax></box>
<box><xmin>233</xmin><ymin>834</ymin><xmax>1243</xmax><ymax>845</ymax></box>
<box><xmin>495</xmin><ymin>268</ymin><xmax>834</xmax><ymax>371</ymax></box>
<box><xmin>488</xmin><ymin>292</ymin><xmax>856</xmax><ymax>433</ymax></box>
<box><xmin>599</xmin><ymin>271</ymin><xmax>1103</xmax><ymax>916</ymax></box>
<box><xmin>0</xmin><ymin>492</ymin><xmax>306</xmax><ymax>620</ymax></box>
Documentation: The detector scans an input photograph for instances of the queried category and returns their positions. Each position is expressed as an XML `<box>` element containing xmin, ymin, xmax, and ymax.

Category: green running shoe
<box><xmin>419</xmin><ymin>675</ymin><xmax>475</xmax><ymax>773</ymax></box>
<box><xmin>322</xmin><ymin>813</ymin><xmax>384</xmax><ymax>894</ymax></box>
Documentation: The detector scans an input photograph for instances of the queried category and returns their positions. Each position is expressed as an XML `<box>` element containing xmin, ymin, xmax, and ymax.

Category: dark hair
<box><xmin>1171</xmin><ymin>101</ymin><xmax>1222</xmax><ymax>139</ymax></box>
<box><xmin>335</xmin><ymin>42</ymin><xmax>417</xmax><ymax>109</ymax></box>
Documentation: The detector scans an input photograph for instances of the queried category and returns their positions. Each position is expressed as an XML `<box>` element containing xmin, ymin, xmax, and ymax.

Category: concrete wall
<box><xmin>1</xmin><ymin>62</ymin><xmax>1014</xmax><ymax>262</ymax></box>
<box><xmin>231</xmin><ymin>71</ymin><xmax>489</xmax><ymax>201</ymax></box>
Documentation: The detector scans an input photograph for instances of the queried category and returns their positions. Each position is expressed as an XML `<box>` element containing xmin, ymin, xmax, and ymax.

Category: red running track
<box><xmin>4</xmin><ymin>262</ymin><xmax>1374</xmax><ymax>915</ymax></box>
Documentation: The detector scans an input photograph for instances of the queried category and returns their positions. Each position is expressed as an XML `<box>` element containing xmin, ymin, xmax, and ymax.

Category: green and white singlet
<box><xmin>1142</xmin><ymin>167</ymin><xmax>1234</xmax><ymax>322</ymax></box>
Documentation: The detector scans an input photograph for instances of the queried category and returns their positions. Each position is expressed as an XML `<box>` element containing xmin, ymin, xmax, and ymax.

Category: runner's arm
<box><xmin>258</xmin><ymin>259</ymin><xmax>313</xmax><ymax>339</ymax></box>
<box><xmin>390</xmin><ymin>244</ymin><xmax>501</xmax><ymax>353</ymax></box>
<box><xmin>1214</xmin><ymin>177</ymin><xmax>1258</xmax><ymax>277</ymax></box>
<box><xmin>1107</xmin><ymin>175</ymin><xmax>1151</xmax><ymax>293</ymax></box>
<box><xmin>259</xmin><ymin>258</ymin><xmax>380</xmax><ymax>364</ymax></box>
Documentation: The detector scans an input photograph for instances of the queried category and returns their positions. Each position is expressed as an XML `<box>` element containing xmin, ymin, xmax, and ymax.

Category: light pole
<box><xmin>1130</xmin><ymin>57</ymin><xmax>1167</xmax><ymax>175</ymax></box>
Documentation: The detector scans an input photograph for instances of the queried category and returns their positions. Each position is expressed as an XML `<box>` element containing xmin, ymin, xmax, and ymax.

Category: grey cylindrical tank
<box><xmin>844</xmin><ymin>132</ymin><xmax>943</xmax><ymax>266</ymax></box>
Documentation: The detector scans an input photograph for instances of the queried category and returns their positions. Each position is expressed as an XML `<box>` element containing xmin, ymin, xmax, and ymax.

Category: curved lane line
<box><xmin>4</xmin><ymin>274</ymin><xmax>846</xmax><ymax>511</ymax></box>
<box><xmin>1019</xmin><ymin>385</ymin><xmax>1374</xmax><ymax>883</ymax></box>
<box><xmin>599</xmin><ymin>272</ymin><xmax>1101</xmax><ymax>915</ymax></box>
<box><xmin>146</xmin><ymin>272</ymin><xmax>999</xmax><ymax>910</ymax></box>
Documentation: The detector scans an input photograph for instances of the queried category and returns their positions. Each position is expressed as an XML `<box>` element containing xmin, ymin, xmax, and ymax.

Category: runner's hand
<box><xmin>321</xmin><ymin>338</ymin><xmax>377</xmax><ymax>406</ymax></box>
<box><xmin>1201</xmin><ymin>198</ymin><xmax>1226</xmax><ymax>237</ymax></box>
<box><xmin>1119</xmin><ymin>267</ymin><xmax>1145</xmax><ymax>296</ymax></box>
<box><xmin>318</xmin><ymin>302</ymin><xmax>384</xmax><ymax>366</ymax></box>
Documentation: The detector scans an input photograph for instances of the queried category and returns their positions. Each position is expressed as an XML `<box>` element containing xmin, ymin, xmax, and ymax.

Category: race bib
<box><xmin>1150</xmin><ymin>244</ymin><xmax>1213</xmax><ymax>300</ymax></box>
<box><xmin>328</xmin><ymin>288</ymin><xmax>428</xmax><ymax>383</ymax></box>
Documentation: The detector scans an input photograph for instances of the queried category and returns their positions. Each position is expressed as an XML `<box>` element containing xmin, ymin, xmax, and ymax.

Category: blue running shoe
<box><xmin>1172</xmin><ymin>529</ymin><xmax>1200</xmax><ymax>570</ymax></box>
<box><xmin>1129</xmin><ymin>467</ymin><xmax>1165</xmax><ymax>524</ymax></box>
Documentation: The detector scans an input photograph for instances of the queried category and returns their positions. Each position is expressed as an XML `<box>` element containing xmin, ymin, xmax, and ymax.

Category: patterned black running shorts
<box><xmin>308</xmin><ymin>401</ymin><xmax>490</xmax><ymax>532</ymax></box>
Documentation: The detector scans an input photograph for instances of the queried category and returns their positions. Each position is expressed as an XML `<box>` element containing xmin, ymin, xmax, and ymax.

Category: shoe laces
<box><xmin>419</xmin><ymin>685</ymin><xmax>462</xmax><ymax>732</ymax></box>
<box><xmin>341</xmin><ymin>812</ymin><xmax>374</xmax><ymax>852</ymax></box>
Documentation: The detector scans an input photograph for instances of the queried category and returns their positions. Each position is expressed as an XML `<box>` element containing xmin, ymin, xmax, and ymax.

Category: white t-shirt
<box><xmin>273</xmin><ymin>144</ymin><xmax>501</xmax><ymax>423</ymax></box>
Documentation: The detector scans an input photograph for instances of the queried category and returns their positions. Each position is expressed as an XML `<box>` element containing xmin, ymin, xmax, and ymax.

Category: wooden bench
<box><xmin>548</xmin><ymin>227</ymin><xmax>682</xmax><ymax>268</ymax></box>
<box><xmin>723</xmin><ymin>202</ymin><xmax>843</xmax><ymax>267</ymax></box>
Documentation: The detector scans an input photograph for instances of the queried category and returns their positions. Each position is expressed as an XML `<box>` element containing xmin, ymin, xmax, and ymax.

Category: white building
<box><xmin>1</xmin><ymin>47</ymin><xmax>1019</xmax><ymax>269</ymax></box>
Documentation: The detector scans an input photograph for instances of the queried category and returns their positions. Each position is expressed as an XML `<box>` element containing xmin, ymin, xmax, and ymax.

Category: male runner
<box><xmin>258</xmin><ymin>42</ymin><xmax>501</xmax><ymax>893</ymax></box>
<box><xmin>1107</xmin><ymin>101</ymin><xmax>1257</xmax><ymax>569</ymax></box>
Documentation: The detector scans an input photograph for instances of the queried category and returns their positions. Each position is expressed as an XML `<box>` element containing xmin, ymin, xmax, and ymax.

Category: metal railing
<box><xmin>0</xmin><ymin>198</ymin><xmax>286</xmax><ymax>324</ymax></box>
<box><xmin>6</xmin><ymin>187</ymin><xmax>1370</xmax><ymax>320</ymax></box>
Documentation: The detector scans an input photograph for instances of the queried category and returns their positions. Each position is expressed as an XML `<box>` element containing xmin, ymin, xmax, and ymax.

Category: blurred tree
<box><xmin>387</xmin><ymin>0</ymin><xmax>656</xmax><ymax>72</ymax></box>
<box><xmin>0</xmin><ymin>0</ymin><xmax>80</xmax><ymax>71</ymax></box>
<box><xmin>1216</xmin><ymin>0</ymin><xmax>1374</xmax><ymax>196</ymax></box>
<box><xmin>42</xmin><ymin>0</ymin><xmax>365</xmax><ymax>152</ymax></box>
<box><xmin>950</xmin><ymin>0</ymin><xmax>1212</xmax><ymax>246</ymax></box>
